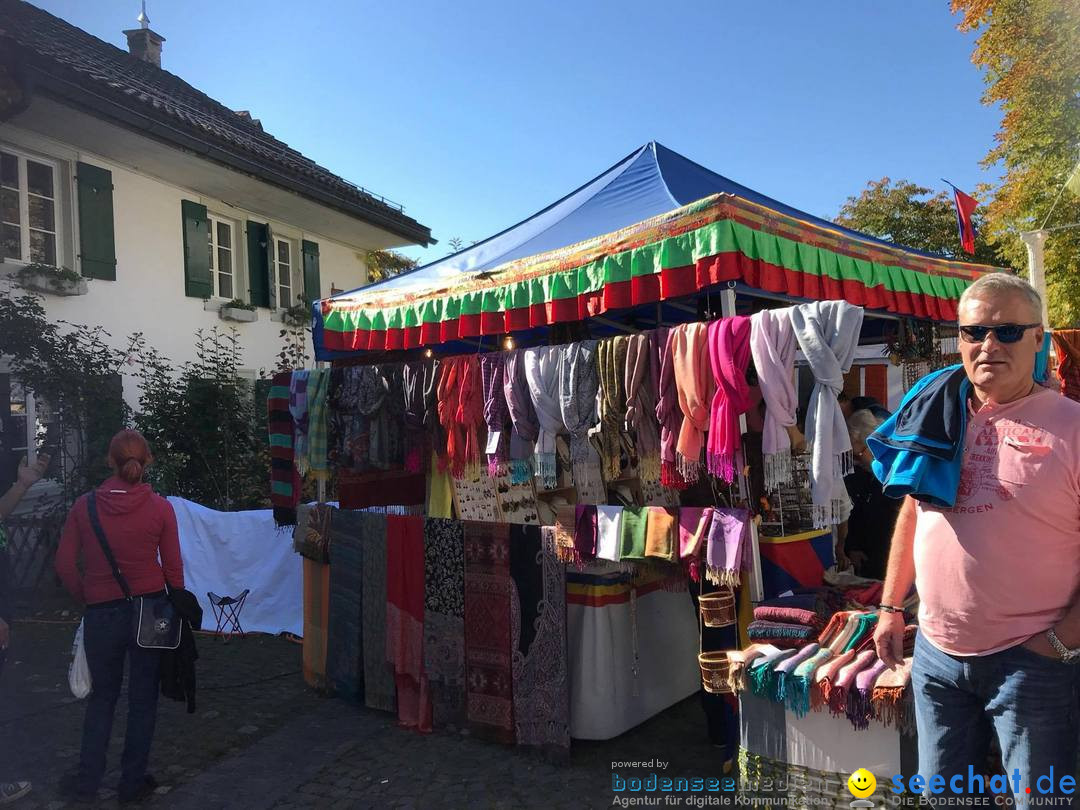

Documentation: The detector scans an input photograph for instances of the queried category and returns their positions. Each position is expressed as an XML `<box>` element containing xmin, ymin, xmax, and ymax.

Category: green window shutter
<box><xmin>302</xmin><ymin>239</ymin><xmax>321</xmax><ymax>303</ymax></box>
<box><xmin>76</xmin><ymin>162</ymin><xmax>116</xmax><ymax>280</ymax></box>
<box><xmin>181</xmin><ymin>199</ymin><xmax>211</xmax><ymax>298</ymax></box>
<box><xmin>247</xmin><ymin>221</ymin><xmax>270</xmax><ymax>307</ymax></box>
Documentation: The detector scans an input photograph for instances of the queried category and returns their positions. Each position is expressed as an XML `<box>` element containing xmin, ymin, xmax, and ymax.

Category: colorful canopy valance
<box><xmin>316</xmin><ymin>193</ymin><xmax>999</xmax><ymax>355</ymax></box>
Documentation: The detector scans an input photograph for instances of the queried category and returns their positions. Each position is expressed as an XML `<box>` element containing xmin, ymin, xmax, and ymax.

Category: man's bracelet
<box><xmin>878</xmin><ymin>604</ymin><xmax>904</xmax><ymax>614</ymax></box>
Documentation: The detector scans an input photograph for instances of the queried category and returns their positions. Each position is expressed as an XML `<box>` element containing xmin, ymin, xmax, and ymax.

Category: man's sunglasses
<box><xmin>958</xmin><ymin>323</ymin><xmax>1041</xmax><ymax>344</ymax></box>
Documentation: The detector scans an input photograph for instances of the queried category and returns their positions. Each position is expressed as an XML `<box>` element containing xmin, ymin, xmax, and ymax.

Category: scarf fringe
<box><xmin>660</xmin><ymin>462</ymin><xmax>689</xmax><ymax>490</ymax></box>
<box><xmin>847</xmin><ymin>690</ymin><xmax>873</xmax><ymax>730</ymax></box>
<box><xmin>827</xmin><ymin>686</ymin><xmax>849</xmax><ymax>717</ymax></box>
<box><xmin>535</xmin><ymin>453</ymin><xmax>557</xmax><ymax>489</ymax></box>
<box><xmin>706</xmin><ymin>452</ymin><xmax>738</xmax><ymax>484</ymax></box>
<box><xmin>748</xmin><ymin>663</ymin><xmax>771</xmax><ymax>698</ymax></box>
<box><xmin>762</xmin><ymin>449</ymin><xmax>793</xmax><ymax>493</ymax></box>
<box><xmin>676</xmin><ymin>453</ymin><xmax>702</xmax><ymax>484</ymax></box>
<box><xmin>486</xmin><ymin>458</ymin><xmax>508</xmax><ymax>478</ymax></box>
<box><xmin>786</xmin><ymin>677</ymin><xmax>811</xmax><ymax>717</ymax></box>
<box><xmin>811</xmin><ymin>499</ymin><xmax>852</xmax><ymax>530</ymax></box>
<box><xmin>636</xmin><ymin>453</ymin><xmax>661</xmax><ymax>484</ymax></box>
<box><xmin>705</xmin><ymin>566</ymin><xmax>741</xmax><ymax>588</ymax></box>
<box><xmin>872</xmin><ymin>687</ymin><xmax>914</xmax><ymax>734</ymax></box>
<box><xmin>509</xmin><ymin>458</ymin><xmax>533</xmax><ymax>485</ymax></box>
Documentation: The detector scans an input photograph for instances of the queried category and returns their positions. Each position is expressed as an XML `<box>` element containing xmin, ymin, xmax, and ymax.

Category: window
<box><xmin>274</xmin><ymin>237</ymin><xmax>294</xmax><ymax>308</ymax></box>
<box><xmin>1</xmin><ymin>148</ymin><xmax>60</xmax><ymax>266</ymax></box>
<box><xmin>207</xmin><ymin>215</ymin><xmax>235</xmax><ymax>299</ymax></box>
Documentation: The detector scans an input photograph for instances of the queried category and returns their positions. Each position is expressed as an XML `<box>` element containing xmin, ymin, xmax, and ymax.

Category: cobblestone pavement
<box><xmin>1</xmin><ymin>619</ymin><xmax>729</xmax><ymax>809</ymax></box>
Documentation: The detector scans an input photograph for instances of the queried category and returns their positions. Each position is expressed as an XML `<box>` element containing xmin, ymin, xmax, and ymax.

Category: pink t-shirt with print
<box><xmin>914</xmin><ymin>386</ymin><xmax>1080</xmax><ymax>656</ymax></box>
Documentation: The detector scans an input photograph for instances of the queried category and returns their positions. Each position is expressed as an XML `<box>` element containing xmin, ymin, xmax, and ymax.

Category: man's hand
<box><xmin>0</xmin><ymin>618</ymin><xmax>9</xmax><ymax>650</ymax></box>
<box><xmin>16</xmin><ymin>454</ymin><xmax>50</xmax><ymax>489</ymax></box>
<box><xmin>874</xmin><ymin>611</ymin><xmax>905</xmax><ymax>669</ymax></box>
<box><xmin>848</xmin><ymin>550</ymin><xmax>869</xmax><ymax>572</ymax></box>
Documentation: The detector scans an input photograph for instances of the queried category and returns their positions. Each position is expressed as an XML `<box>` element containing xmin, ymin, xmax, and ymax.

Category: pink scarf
<box><xmin>706</xmin><ymin>316</ymin><xmax>752</xmax><ymax>482</ymax></box>
<box><xmin>673</xmin><ymin>322</ymin><xmax>714</xmax><ymax>482</ymax></box>
<box><xmin>678</xmin><ymin>507</ymin><xmax>713</xmax><ymax>582</ymax></box>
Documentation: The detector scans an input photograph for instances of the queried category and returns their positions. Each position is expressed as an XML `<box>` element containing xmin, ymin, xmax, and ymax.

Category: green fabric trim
<box><xmin>321</xmin><ymin>217</ymin><xmax>973</xmax><ymax>336</ymax></box>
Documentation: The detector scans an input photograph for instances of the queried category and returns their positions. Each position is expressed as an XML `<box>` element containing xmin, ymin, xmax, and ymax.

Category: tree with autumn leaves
<box><xmin>839</xmin><ymin>1</ymin><xmax>1080</xmax><ymax>328</ymax></box>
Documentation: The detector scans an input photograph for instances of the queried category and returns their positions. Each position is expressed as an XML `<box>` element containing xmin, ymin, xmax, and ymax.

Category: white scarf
<box><xmin>790</xmin><ymin>301</ymin><xmax>864</xmax><ymax>527</ymax></box>
<box><xmin>524</xmin><ymin>346</ymin><xmax>563</xmax><ymax>488</ymax></box>
<box><xmin>750</xmin><ymin>308</ymin><xmax>798</xmax><ymax>492</ymax></box>
<box><xmin>596</xmin><ymin>505</ymin><xmax>624</xmax><ymax>563</ymax></box>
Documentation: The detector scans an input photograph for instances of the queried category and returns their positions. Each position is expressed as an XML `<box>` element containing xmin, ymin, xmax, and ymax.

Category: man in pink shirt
<box><xmin>874</xmin><ymin>273</ymin><xmax>1080</xmax><ymax>803</ymax></box>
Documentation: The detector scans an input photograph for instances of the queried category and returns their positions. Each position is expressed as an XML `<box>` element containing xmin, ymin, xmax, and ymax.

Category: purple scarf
<box><xmin>655</xmin><ymin>327</ymin><xmax>687</xmax><ymax>489</ymax></box>
<box><xmin>706</xmin><ymin>507</ymin><xmax>750</xmax><ymax>588</ymax></box>
<box><xmin>480</xmin><ymin>353</ymin><xmax>510</xmax><ymax>477</ymax></box>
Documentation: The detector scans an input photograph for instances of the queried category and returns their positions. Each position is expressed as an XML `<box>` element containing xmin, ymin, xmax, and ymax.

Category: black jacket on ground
<box><xmin>160</xmin><ymin>588</ymin><xmax>202</xmax><ymax>713</ymax></box>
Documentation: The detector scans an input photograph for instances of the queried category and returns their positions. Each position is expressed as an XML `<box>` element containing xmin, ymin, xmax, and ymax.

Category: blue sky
<box><xmin>35</xmin><ymin>1</ymin><xmax>1001</xmax><ymax>265</ymax></box>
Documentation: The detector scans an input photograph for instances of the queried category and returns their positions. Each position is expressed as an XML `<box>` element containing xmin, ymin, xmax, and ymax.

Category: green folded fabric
<box><xmin>619</xmin><ymin>506</ymin><xmax>648</xmax><ymax>561</ymax></box>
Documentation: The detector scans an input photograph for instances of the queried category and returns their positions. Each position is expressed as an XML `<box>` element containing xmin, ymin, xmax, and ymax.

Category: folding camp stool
<box><xmin>208</xmin><ymin>589</ymin><xmax>250</xmax><ymax>642</ymax></box>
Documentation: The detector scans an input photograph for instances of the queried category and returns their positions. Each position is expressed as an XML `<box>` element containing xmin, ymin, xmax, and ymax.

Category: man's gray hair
<box><xmin>847</xmin><ymin>408</ymin><xmax>885</xmax><ymax>448</ymax></box>
<box><xmin>958</xmin><ymin>272</ymin><xmax>1043</xmax><ymax>324</ymax></box>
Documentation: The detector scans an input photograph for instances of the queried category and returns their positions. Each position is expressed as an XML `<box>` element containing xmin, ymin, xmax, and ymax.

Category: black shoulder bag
<box><xmin>86</xmin><ymin>491</ymin><xmax>181</xmax><ymax>651</ymax></box>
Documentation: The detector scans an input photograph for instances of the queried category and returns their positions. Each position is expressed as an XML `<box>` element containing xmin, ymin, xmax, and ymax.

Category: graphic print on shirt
<box><xmin>953</xmin><ymin>419</ymin><xmax>1050</xmax><ymax>509</ymax></box>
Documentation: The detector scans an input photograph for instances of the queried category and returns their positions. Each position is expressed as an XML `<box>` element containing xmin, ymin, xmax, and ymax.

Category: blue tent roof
<box><xmin>335</xmin><ymin>140</ymin><xmax>944</xmax><ymax>302</ymax></box>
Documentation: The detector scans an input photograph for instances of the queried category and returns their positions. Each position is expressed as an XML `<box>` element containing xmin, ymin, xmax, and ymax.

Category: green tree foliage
<box><xmin>133</xmin><ymin>328</ymin><xmax>269</xmax><ymax>511</ymax></box>
<box><xmin>836</xmin><ymin>177</ymin><xmax>1002</xmax><ymax>265</ymax></box>
<box><xmin>952</xmin><ymin>0</ymin><xmax>1080</xmax><ymax>327</ymax></box>
<box><xmin>366</xmin><ymin>249</ymin><xmax>418</xmax><ymax>284</ymax></box>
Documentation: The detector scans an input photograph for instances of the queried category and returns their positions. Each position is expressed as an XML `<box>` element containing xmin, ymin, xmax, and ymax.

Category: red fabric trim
<box><xmin>322</xmin><ymin>250</ymin><xmax>961</xmax><ymax>351</ymax></box>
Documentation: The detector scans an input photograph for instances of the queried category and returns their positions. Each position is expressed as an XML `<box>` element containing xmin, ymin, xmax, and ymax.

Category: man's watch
<box><xmin>1045</xmin><ymin>629</ymin><xmax>1080</xmax><ymax>663</ymax></box>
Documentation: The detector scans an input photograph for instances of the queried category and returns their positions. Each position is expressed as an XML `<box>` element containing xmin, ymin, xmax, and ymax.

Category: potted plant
<box><xmin>281</xmin><ymin>303</ymin><xmax>310</xmax><ymax>328</ymax></box>
<box><xmin>218</xmin><ymin>298</ymin><xmax>258</xmax><ymax>323</ymax></box>
<box><xmin>12</xmin><ymin>262</ymin><xmax>88</xmax><ymax>296</ymax></box>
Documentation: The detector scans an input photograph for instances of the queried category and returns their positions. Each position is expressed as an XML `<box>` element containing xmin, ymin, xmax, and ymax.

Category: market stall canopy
<box><xmin>314</xmin><ymin>142</ymin><xmax>1002</xmax><ymax>358</ymax></box>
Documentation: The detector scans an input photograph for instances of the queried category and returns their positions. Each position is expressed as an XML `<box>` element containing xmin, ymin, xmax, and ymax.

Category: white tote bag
<box><xmin>68</xmin><ymin>619</ymin><xmax>92</xmax><ymax>699</ymax></box>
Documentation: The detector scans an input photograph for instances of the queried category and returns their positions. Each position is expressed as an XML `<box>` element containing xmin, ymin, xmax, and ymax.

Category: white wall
<box><xmin>0</xmin><ymin>125</ymin><xmax>374</xmax><ymax>407</ymax></box>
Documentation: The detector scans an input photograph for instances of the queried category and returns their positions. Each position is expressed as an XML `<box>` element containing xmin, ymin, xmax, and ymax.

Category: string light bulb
<box><xmin>502</xmin><ymin>335</ymin><xmax>515</xmax><ymax>350</ymax></box>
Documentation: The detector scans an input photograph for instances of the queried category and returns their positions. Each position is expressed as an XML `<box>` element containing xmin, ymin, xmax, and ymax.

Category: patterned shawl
<box><xmin>423</xmin><ymin>518</ymin><xmax>465</xmax><ymax>726</ymax></box>
<box><xmin>480</xmin><ymin>353</ymin><xmax>510</xmax><ymax>476</ymax></box>
<box><xmin>503</xmin><ymin>349</ymin><xmax>539</xmax><ymax>483</ymax></box>
<box><xmin>624</xmin><ymin>329</ymin><xmax>662</xmax><ymax>482</ymax></box>
<box><xmin>289</xmin><ymin>370</ymin><xmax>311</xmax><ymax>476</ymax></box>
<box><xmin>306</xmin><ymin>369</ymin><xmax>331</xmax><ymax>482</ymax></box>
<box><xmin>386</xmin><ymin>514</ymin><xmax>431</xmax><ymax>731</ymax></box>
<box><xmin>750</xmin><ymin>307</ymin><xmax>799</xmax><ymax>491</ymax></box>
<box><xmin>355</xmin><ymin>365</ymin><xmax>390</xmax><ymax>470</ymax></box>
<box><xmin>328</xmin><ymin>366</ymin><xmax>364</xmax><ymax>470</ymax></box>
<box><xmin>557</xmin><ymin>340</ymin><xmax>601</xmax><ymax>465</ymax></box>
<box><xmin>790</xmin><ymin>301</ymin><xmax>864</xmax><ymax>527</ymax></box>
<box><xmin>359</xmin><ymin>512</ymin><xmax>395</xmax><ymax>713</ymax></box>
<box><xmin>524</xmin><ymin>346</ymin><xmax>562</xmax><ymax>488</ymax></box>
<box><xmin>402</xmin><ymin>359</ymin><xmax>435</xmax><ymax>474</ymax></box>
<box><xmin>655</xmin><ymin>327</ymin><xmax>687</xmax><ymax>489</ymax></box>
<box><xmin>706</xmin><ymin>316</ymin><xmax>752</xmax><ymax>483</ymax></box>
<box><xmin>673</xmin><ymin>322</ymin><xmax>714</xmax><ymax>483</ymax></box>
<box><xmin>596</xmin><ymin>337</ymin><xmax>631</xmax><ymax>481</ymax></box>
<box><xmin>268</xmin><ymin>371</ymin><xmax>298</xmax><ymax>526</ymax></box>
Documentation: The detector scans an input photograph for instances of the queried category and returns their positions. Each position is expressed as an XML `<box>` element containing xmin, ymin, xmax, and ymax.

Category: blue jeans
<box><xmin>912</xmin><ymin>632</ymin><xmax>1079</xmax><ymax>803</ymax></box>
<box><xmin>78</xmin><ymin>602</ymin><xmax>161</xmax><ymax>796</ymax></box>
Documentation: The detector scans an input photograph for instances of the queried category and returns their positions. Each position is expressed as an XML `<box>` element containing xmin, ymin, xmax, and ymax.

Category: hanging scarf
<box><xmin>772</xmin><ymin>642</ymin><xmax>820</xmax><ymax>703</ymax></box>
<box><xmin>872</xmin><ymin>656</ymin><xmax>914</xmax><ymax>733</ymax></box>
<box><xmin>553</xmin><ymin>505</ymin><xmax>578</xmax><ymax>564</ymax></box>
<box><xmin>790</xmin><ymin>301</ymin><xmax>864</xmax><ymax>527</ymax></box>
<box><xmin>455</xmin><ymin>355</ymin><xmax>486</xmax><ymax>478</ymax></box>
<box><xmin>826</xmin><ymin>648</ymin><xmax>877</xmax><ymax>717</ymax></box>
<box><xmin>812</xmin><ymin>648</ymin><xmax>855</xmax><ymax>711</ymax></box>
<box><xmin>747</xmin><ymin>648</ymin><xmax>797</xmax><ymax>698</ymax></box>
<box><xmin>707</xmin><ymin>316</ymin><xmax>752</xmax><ymax>482</ymax></box>
<box><xmin>402</xmin><ymin>360</ymin><xmax>435</xmax><ymax>474</ymax></box>
<box><xmin>1052</xmin><ymin>330</ymin><xmax>1080</xmax><ymax>401</ymax></box>
<box><xmin>705</xmin><ymin>507</ymin><xmax>750</xmax><ymax>587</ymax></box>
<box><xmin>788</xmin><ymin>647</ymin><xmax>833</xmax><ymax>717</ymax></box>
<box><xmin>557</xmin><ymin>340</ymin><xmax>601</xmax><ymax>465</ymax></box>
<box><xmin>268</xmin><ymin>371</ymin><xmax>299</xmax><ymax>527</ymax></box>
<box><xmin>750</xmin><ymin>308</ymin><xmax>799</xmax><ymax>492</ymax></box>
<box><xmin>655</xmin><ymin>327</ymin><xmax>687</xmax><ymax>489</ymax></box>
<box><xmin>437</xmin><ymin>357</ymin><xmax>463</xmax><ymax>475</ymax></box>
<box><xmin>503</xmin><ymin>350</ymin><xmax>539</xmax><ymax>484</ymax></box>
<box><xmin>624</xmin><ymin>330</ymin><xmax>662</xmax><ymax>482</ymax></box>
<box><xmin>644</xmin><ymin>507</ymin><xmax>677</xmax><ymax>562</ymax></box>
<box><xmin>618</xmin><ymin>506</ymin><xmax>648</xmax><ymax>561</ymax></box>
<box><xmin>480</xmin><ymin>353</ymin><xmax>510</xmax><ymax>477</ymax></box>
<box><xmin>596</xmin><ymin>505</ymin><xmax>624</xmax><ymax>563</ymax></box>
<box><xmin>678</xmin><ymin>506</ymin><xmax>713</xmax><ymax>582</ymax></box>
<box><xmin>574</xmin><ymin>504</ymin><xmax>598</xmax><ymax>564</ymax></box>
<box><xmin>306</xmin><ymin>368</ymin><xmax>331</xmax><ymax>482</ymax></box>
<box><xmin>672</xmin><ymin>322</ymin><xmax>714</xmax><ymax>483</ymax></box>
<box><xmin>524</xmin><ymin>346</ymin><xmax>562</xmax><ymax>488</ymax></box>
<box><xmin>354</xmin><ymin>365</ymin><xmax>390</xmax><ymax>471</ymax></box>
<box><xmin>596</xmin><ymin>337</ymin><xmax>631</xmax><ymax>481</ymax></box>
<box><xmin>289</xmin><ymin>370</ymin><xmax>310</xmax><ymax>476</ymax></box>
<box><xmin>328</xmin><ymin>366</ymin><xmax>363</xmax><ymax>470</ymax></box>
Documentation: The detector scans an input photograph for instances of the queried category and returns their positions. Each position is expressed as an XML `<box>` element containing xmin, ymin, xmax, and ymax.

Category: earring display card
<box><xmin>572</xmin><ymin>460</ymin><xmax>607</xmax><ymax>505</ymax></box>
<box><xmin>494</xmin><ymin>472</ymin><xmax>540</xmax><ymax>525</ymax></box>
<box><xmin>452</xmin><ymin>468</ymin><xmax>502</xmax><ymax>523</ymax></box>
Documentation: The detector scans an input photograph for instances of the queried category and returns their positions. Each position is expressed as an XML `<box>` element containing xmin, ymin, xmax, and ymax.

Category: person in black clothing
<box><xmin>0</xmin><ymin>453</ymin><xmax>50</xmax><ymax>805</ymax></box>
<box><xmin>841</xmin><ymin>409</ymin><xmax>899</xmax><ymax>580</ymax></box>
<box><xmin>838</xmin><ymin>391</ymin><xmax>892</xmax><ymax>422</ymax></box>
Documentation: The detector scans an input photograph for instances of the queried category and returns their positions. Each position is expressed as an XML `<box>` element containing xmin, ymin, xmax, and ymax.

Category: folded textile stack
<box><xmin>753</xmin><ymin>593</ymin><xmax>830</xmax><ymax>630</ymax></box>
<box><xmin>746</xmin><ymin>620</ymin><xmax>818</xmax><ymax>650</ymax></box>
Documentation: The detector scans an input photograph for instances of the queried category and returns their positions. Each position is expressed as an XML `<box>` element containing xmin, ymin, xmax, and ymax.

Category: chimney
<box><xmin>123</xmin><ymin>1</ymin><xmax>165</xmax><ymax>67</ymax></box>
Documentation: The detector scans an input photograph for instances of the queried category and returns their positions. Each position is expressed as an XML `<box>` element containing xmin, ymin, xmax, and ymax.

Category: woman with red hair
<box><xmin>55</xmin><ymin>429</ymin><xmax>184</xmax><ymax>804</ymax></box>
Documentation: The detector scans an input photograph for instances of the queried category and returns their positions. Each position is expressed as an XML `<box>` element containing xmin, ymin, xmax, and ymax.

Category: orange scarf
<box><xmin>673</xmin><ymin>322</ymin><xmax>714</xmax><ymax>482</ymax></box>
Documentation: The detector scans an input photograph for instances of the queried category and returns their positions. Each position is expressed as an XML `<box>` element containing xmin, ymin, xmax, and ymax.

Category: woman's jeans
<box><xmin>912</xmin><ymin>632</ymin><xmax>1079</xmax><ymax>803</ymax></box>
<box><xmin>78</xmin><ymin>601</ymin><xmax>161</xmax><ymax>795</ymax></box>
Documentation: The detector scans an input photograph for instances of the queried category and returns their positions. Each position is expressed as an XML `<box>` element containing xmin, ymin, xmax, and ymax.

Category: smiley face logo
<box><xmin>847</xmin><ymin>768</ymin><xmax>877</xmax><ymax>799</ymax></box>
